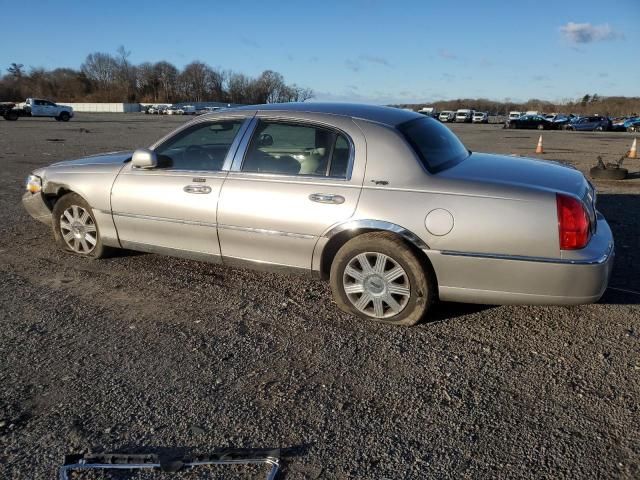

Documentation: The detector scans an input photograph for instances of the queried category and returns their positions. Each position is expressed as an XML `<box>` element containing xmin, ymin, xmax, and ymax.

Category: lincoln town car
<box><xmin>23</xmin><ymin>103</ymin><xmax>614</xmax><ymax>325</ymax></box>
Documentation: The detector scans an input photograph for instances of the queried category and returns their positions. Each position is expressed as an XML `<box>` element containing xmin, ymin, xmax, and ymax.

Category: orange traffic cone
<box><xmin>535</xmin><ymin>135</ymin><xmax>544</xmax><ymax>154</ymax></box>
<box><xmin>628</xmin><ymin>138</ymin><xmax>637</xmax><ymax>159</ymax></box>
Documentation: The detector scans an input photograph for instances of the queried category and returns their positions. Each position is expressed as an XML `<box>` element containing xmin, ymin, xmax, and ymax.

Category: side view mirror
<box><xmin>131</xmin><ymin>148</ymin><xmax>158</xmax><ymax>169</ymax></box>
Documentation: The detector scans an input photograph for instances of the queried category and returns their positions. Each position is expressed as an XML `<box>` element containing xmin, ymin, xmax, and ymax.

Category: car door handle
<box><xmin>183</xmin><ymin>185</ymin><xmax>212</xmax><ymax>194</ymax></box>
<box><xmin>309</xmin><ymin>193</ymin><xmax>345</xmax><ymax>204</ymax></box>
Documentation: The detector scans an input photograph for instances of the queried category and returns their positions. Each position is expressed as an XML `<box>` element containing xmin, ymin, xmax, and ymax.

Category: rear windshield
<box><xmin>398</xmin><ymin>117</ymin><xmax>470</xmax><ymax>173</ymax></box>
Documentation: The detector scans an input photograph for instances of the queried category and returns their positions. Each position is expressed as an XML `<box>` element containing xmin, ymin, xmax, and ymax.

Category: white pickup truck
<box><xmin>1</xmin><ymin>98</ymin><xmax>74</xmax><ymax>121</ymax></box>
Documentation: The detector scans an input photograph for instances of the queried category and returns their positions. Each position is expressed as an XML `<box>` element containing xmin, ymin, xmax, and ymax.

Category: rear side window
<box><xmin>398</xmin><ymin>117</ymin><xmax>469</xmax><ymax>173</ymax></box>
<box><xmin>242</xmin><ymin>120</ymin><xmax>351</xmax><ymax>178</ymax></box>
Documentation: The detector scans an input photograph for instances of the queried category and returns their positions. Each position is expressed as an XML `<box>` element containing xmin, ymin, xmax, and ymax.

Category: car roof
<box><xmin>226</xmin><ymin>102</ymin><xmax>423</xmax><ymax>127</ymax></box>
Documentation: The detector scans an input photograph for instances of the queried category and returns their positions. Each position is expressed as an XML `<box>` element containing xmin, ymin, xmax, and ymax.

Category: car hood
<box><xmin>440</xmin><ymin>152</ymin><xmax>588</xmax><ymax>198</ymax></box>
<box><xmin>51</xmin><ymin>151</ymin><xmax>132</xmax><ymax>167</ymax></box>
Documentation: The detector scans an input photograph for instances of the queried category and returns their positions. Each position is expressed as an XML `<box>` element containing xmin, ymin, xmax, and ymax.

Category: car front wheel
<box><xmin>330</xmin><ymin>232</ymin><xmax>435</xmax><ymax>326</ymax></box>
<box><xmin>52</xmin><ymin>193</ymin><xmax>108</xmax><ymax>258</ymax></box>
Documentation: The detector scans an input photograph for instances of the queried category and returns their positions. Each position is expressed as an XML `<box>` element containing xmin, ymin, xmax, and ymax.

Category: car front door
<box><xmin>110</xmin><ymin>115</ymin><xmax>252</xmax><ymax>260</ymax></box>
<box><xmin>30</xmin><ymin>100</ymin><xmax>45</xmax><ymax>116</ymax></box>
<box><xmin>217</xmin><ymin>115</ymin><xmax>366</xmax><ymax>270</ymax></box>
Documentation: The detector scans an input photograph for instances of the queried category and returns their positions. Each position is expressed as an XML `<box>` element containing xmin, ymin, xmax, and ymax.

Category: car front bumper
<box><xmin>22</xmin><ymin>192</ymin><xmax>52</xmax><ymax>225</ymax></box>
<box><xmin>427</xmin><ymin>216</ymin><xmax>615</xmax><ymax>306</ymax></box>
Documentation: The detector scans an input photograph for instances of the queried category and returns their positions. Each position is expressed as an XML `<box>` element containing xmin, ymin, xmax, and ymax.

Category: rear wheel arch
<box><xmin>319</xmin><ymin>221</ymin><xmax>436</xmax><ymax>283</ymax></box>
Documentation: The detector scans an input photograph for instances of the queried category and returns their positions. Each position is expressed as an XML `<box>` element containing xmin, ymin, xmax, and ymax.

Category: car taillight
<box><xmin>556</xmin><ymin>193</ymin><xmax>590</xmax><ymax>250</ymax></box>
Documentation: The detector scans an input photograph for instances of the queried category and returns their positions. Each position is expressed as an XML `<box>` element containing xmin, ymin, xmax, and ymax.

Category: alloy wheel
<box><xmin>59</xmin><ymin>205</ymin><xmax>97</xmax><ymax>254</ymax></box>
<box><xmin>343</xmin><ymin>252</ymin><xmax>411</xmax><ymax>318</ymax></box>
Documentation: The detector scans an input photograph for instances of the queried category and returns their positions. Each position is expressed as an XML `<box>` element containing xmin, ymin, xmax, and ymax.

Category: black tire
<box><xmin>4</xmin><ymin>111</ymin><xmax>19</xmax><ymax>121</ymax></box>
<box><xmin>589</xmin><ymin>167</ymin><xmax>628</xmax><ymax>180</ymax></box>
<box><xmin>59</xmin><ymin>111</ymin><xmax>70</xmax><ymax>122</ymax></box>
<box><xmin>329</xmin><ymin>232</ymin><xmax>435</xmax><ymax>326</ymax></box>
<box><xmin>52</xmin><ymin>193</ymin><xmax>109</xmax><ymax>258</ymax></box>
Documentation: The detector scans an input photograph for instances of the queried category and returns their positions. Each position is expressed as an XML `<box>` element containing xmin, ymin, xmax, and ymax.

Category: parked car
<box><xmin>418</xmin><ymin>107</ymin><xmax>438</xmax><ymax>118</ymax></box>
<box><xmin>566</xmin><ymin>116</ymin><xmax>611</xmax><ymax>132</ymax></box>
<box><xmin>196</xmin><ymin>106</ymin><xmax>222</xmax><ymax>115</ymax></box>
<box><xmin>455</xmin><ymin>109</ymin><xmax>473</xmax><ymax>123</ymax></box>
<box><xmin>181</xmin><ymin>105</ymin><xmax>197</xmax><ymax>115</ymax></box>
<box><xmin>438</xmin><ymin>111</ymin><xmax>456</xmax><ymax>123</ymax></box>
<box><xmin>624</xmin><ymin>117</ymin><xmax>640</xmax><ymax>133</ymax></box>
<box><xmin>507</xmin><ymin>114</ymin><xmax>554</xmax><ymax>130</ymax></box>
<box><xmin>508</xmin><ymin>111</ymin><xmax>524</xmax><ymax>121</ymax></box>
<box><xmin>610</xmin><ymin>117</ymin><xmax>629</xmax><ymax>132</ymax></box>
<box><xmin>165</xmin><ymin>106</ymin><xmax>181</xmax><ymax>115</ymax></box>
<box><xmin>22</xmin><ymin>103</ymin><xmax>614</xmax><ymax>326</ymax></box>
<box><xmin>472</xmin><ymin>112</ymin><xmax>489</xmax><ymax>124</ymax></box>
<box><xmin>550</xmin><ymin>114</ymin><xmax>574</xmax><ymax>129</ymax></box>
<box><xmin>147</xmin><ymin>105</ymin><xmax>164</xmax><ymax>115</ymax></box>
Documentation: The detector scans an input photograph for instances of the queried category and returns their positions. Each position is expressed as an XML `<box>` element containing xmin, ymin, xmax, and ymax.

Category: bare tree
<box><xmin>154</xmin><ymin>61</ymin><xmax>178</xmax><ymax>102</ymax></box>
<box><xmin>7</xmin><ymin>63</ymin><xmax>24</xmax><ymax>78</ymax></box>
<box><xmin>81</xmin><ymin>52</ymin><xmax>119</xmax><ymax>96</ymax></box>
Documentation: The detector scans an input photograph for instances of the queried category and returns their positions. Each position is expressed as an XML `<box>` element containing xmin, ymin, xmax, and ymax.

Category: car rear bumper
<box><xmin>22</xmin><ymin>192</ymin><xmax>52</xmax><ymax>225</ymax></box>
<box><xmin>427</xmin><ymin>216</ymin><xmax>615</xmax><ymax>305</ymax></box>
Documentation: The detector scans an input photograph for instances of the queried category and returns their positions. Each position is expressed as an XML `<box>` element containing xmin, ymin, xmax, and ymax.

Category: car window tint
<box><xmin>398</xmin><ymin>116</ymin><xmax>469</xmax><ymax>173</ymax></box>
<box><xmin>242</xmin><ymin>121</ymin><xmax>351</xmax><ymax>178</ymax></box>
<box><xmin>154</xmin><ymin>120</ymin><xmax>244</xmax><ymax>171</ymax></box>
<box><xmin>329</xmin><ymin>134</ymin><xmax>350</xmax><ymax>178</ymax></box>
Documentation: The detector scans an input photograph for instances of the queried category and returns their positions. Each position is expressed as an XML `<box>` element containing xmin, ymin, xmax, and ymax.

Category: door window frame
<box><xmin>146</xmin><ymin>115</ymin><xmax>255</xmax><ymax>174</ymax></box>
<box><xmin>229</xmin><ymin>117</ymin><xmax>356</xmax><ymax>181</ymax></box>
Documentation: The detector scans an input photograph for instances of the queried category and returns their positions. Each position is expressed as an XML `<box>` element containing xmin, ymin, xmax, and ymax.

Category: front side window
<box><xmin>398</xmin><ymin>116</ymin><xmax>469</xmax><ymax>173</ymax></box>
<box><xmin>241</xmin><ymin>120</ymin><xmax>351</xmax><ymax>178</ymax></box>
<box><xmin>154</xmin><ymin>120</ymin><xmax>244</xmax><ymax>171</ymax></box>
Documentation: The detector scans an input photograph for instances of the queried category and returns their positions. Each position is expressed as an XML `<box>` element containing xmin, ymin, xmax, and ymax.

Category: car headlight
<box><xmin>25</xmin><ymin>174</ymin><xmax>42</xmax><ymax>193</ymax></box>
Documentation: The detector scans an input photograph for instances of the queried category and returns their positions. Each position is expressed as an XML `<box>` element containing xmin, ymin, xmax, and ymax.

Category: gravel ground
<box><xmin>0</xmin><ymin>114</ymin><xmax>639</xmax><ymax>479</ymax></box>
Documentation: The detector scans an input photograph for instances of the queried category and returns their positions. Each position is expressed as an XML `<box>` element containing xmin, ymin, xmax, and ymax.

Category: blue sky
<box><xmin>1</xmin><ymin>0</ymin><xmax>637</xmax><ymax>104</ymax></box>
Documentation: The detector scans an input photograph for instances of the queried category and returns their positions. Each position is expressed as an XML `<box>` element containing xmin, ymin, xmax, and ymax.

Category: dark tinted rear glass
<box><xmin>398</xmin><ymin>117</ymin><xmax>469</xmax><ymax>172</ymax></box>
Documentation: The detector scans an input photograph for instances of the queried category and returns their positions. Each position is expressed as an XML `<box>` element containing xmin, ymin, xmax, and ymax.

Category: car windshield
<box><xmin>398</xmin><ymin>117</ymin><xmax>469</xmax><ymax>173</ymax></box>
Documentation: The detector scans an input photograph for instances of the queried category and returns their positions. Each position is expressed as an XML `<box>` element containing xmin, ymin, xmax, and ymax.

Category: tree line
<box><xmin>1</xmin><ymin>47</ymin><xmax>314</xmax><ymax>104</ymax></box>
<box><xmin>396</xmin><ymin>94</ymin><xmax>640</xmax><ymax>118</ymax></box>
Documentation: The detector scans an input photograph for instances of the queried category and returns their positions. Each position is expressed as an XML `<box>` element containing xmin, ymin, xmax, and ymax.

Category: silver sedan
<box><xmin>23</xmin><ymin>103</ymin><xmax>614</xmax><ymax>325</ymax></box>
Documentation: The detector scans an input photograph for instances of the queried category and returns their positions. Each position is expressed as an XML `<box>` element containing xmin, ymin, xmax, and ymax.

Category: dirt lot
<box><xmin>0</xmin><ymin>114</ymin><xmax>639</xmax><ymax>479</ymax></box>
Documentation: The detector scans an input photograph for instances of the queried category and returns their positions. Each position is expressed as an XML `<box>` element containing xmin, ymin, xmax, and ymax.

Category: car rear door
<box><xmin>110</xmin><ymin>115</ymin><xmax>252</xmax><ymax>259</ymax></box>
<box><xmin>216</xmin><ymin>114</ymin><xmax>366</xmax><ymax>270</ymax></box>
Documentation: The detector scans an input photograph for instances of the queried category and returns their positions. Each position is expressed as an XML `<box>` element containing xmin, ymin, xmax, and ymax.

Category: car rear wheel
<box><xmin>52</xmin><ymin>193</ymin><xmax>108</xmax><ymax>258</ymax></box>
<box><xmin>595</xmin><ymin>126</ymin><xmax>604</xmax><ymax>132</ymax></box>
<box><xmin>59</xmin><ymin>112</ymin><xmax>70</xmax><ymax>122</ymax></box>
<box><xmin>330</xmin><ymin>232</ymin><xmax>434</xmax><ymax>326</ymax></box>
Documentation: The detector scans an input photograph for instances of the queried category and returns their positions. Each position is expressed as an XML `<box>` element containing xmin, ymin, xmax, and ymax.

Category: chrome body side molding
<box><xmin>439</xmin><ymin>241</ymin><xmax>614</xmax><ymax>266</ymax></box>
<box><xmin>217</xmin><ymin>224</ymin><xmax>315</xmax><ymax>240</ymax></box>
<box><xmin>112</xmin><ymin>211</ymin><xmax>218</xmax><ymax>228</ymax></box>
<box><xmin>323</xmin><ymin>219</ymin><xmax>429</xmax><ymax>249</ymax></box>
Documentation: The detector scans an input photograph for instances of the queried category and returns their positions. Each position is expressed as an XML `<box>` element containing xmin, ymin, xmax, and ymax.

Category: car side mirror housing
<box><xmin>131</xmin><ymin>148</ymin><xmax>158</xmax><ymax>169</ymax></box>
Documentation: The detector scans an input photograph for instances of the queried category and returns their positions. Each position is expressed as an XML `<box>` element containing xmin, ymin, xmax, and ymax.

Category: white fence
<box><xmin>62</xmin><ymin>103</ymin><xmax>141</xmax><ymax>113</ymax></box>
